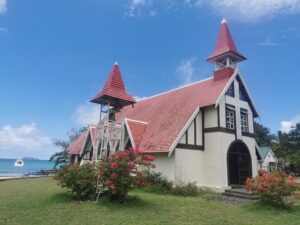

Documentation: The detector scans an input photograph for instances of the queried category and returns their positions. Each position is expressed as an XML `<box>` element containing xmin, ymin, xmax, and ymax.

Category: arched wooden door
<box><xmin>227</xmin><ymin>141</ymin><xmax>252</xmax><ymax>185</ymax></box>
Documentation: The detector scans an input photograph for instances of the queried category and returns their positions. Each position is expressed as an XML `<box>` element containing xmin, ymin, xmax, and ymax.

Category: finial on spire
<box><xmin>207</xmin><ymin>19</ymin><xmax>246</xmax><ymax>64</ymax></box>
<box><xmin>114</xmin><ymin>61</ymin><xmax>118</xmax><ymax>65</ymax></box>
<box><xmin>221</xmin><ymin>18</ymin><xmax>227</xmax><ymax>24</ymax></box>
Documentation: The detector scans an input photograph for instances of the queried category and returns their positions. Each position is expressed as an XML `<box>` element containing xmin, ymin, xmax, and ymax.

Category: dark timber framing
<box><xmin>202</xmin><ymin>109</ymin><xmax>205</xmax><ymax>149</ymax></box>
<box><xmin>176</xmin><ymin>111</ymin><xmax>205</xmax><ymax>151</ymax></box>
<box><xmin>204</xmin><ymin>127</ymin><xmax>236</xmax><ymax>134</ymax></box>
<box><xmin>217</xmin><ymin>105</ymin><xmax>220</xmax><ymax>128</ymax></box>
<box><xmin>242</xmin><ymin>132</ymin><xmax>255</xmax><ymax>138</ymax></box>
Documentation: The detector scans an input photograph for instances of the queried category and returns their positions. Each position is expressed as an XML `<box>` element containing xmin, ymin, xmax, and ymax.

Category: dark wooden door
<box><xmin>228</xmin><ymin>142</ymin><xmax>252</xmax><ymax>185</ymax></box>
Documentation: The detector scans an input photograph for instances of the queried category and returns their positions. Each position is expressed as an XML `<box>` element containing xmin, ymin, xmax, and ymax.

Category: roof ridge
<box><xmin>138</xmin><ymin>76</ymin><xmax>213</xmax><ymax>102</ymax></box>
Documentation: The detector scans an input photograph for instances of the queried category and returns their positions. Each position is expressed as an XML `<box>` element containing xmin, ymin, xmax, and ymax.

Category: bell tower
<box><xmin>207</xmin><ymin>19</ymin><xmax>246</xmax><ymax>80</ymax></box>
<box><xmin>90</xmin><ymin>62</ymin><xmax>136</xmax><ymax>161</ymax></box>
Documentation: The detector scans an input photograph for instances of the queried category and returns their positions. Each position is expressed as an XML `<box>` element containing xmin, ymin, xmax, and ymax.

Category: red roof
<box><xmin>68</xmin><ymin>132</ymin><xmax>87</xmax><ymax>155</ymax></box>
<box><xmin>127</xmin><ymin>120</ymin><xmax>148</xmax><ymax>147</ymax></box>
<box><xmin>117</xmin><ymin>76</ymin><xmax>231</xmax><ymax>153</ymax></box>
<box><xmin>207</xmin><ymin>19</ymin><xmax>246</xmax><ymax>62</ymax></box>
<box><xmin>90</xmin><ymin>63</ymin><xmax>136</xmax><ymax>106</ymax></box>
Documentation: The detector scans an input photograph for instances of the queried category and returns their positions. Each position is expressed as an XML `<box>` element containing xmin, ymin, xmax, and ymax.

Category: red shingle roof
<box><xmin>117</xmin><ymin>76</ymin><xmax>231</xmax><ymax>153</ymax></box>
<box><xmin>90</xmin><ymin>63</ymin><xmax>136</xmax><ymax>106</ymax></box>
<box><xmin>126</xmin><ymin>120</ymin><xmax>148</xmax><ymax>147</ymax></box>
<box><xmin>207</xmin><ymin>19</ymin><xmax>246</xmax><ymax>62</ymax></box>
<box><xmin>68</xmin><ymin>132</ymin><xmax>87</xmax><ymax>155</ymax></box>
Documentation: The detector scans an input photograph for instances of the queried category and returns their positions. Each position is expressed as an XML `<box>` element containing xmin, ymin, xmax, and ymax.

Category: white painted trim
<box><xmin>79</xmin><ymin>130</ymin><xmax>90</xmax><ymax>156</ymax></box>
<box><xmin>138</xmin><ymin>77</ymin><xmax>213</xmax><ymax>102</ymax></box>
<box><xmin>124</xmin><ymin>118</ymin><xmax>136</xmax><ymax>148</ymax></box>
<box><xmin>126</xmin><ymin>118</ymin><xmax>148</xmax><ymax>125</ymax></box>
<box><xmin>168</xmin><ymin>106</ymin><xmax>201</xmax><ymax>157</ymax></box>
<box><xmin>89</xmin><ymin>125</ymin><xmax>97</xmax><ymax>149</ymax></box>
<box><xmin>215</xmin><ymin>69</ymin><xmax>239</xmax><ymax>107</ymax></box>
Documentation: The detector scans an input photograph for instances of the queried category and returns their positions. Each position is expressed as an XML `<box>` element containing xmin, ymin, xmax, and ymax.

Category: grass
<box><xmin>0</xmin><ymin>178</ymin><xmax>300</xmax><ymax>225</ymax></box>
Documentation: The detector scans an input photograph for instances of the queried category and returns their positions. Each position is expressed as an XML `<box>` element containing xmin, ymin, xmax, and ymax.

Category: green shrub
<box><xmin>144</xmin><ymin>171</ymin><xmax>200</xmax><ymax>196</ymax></box>
<box><xmin>171</xmin><ymin>182</ymin><xmax>200</xmax><ymax>196</ymax></box>
<box><xmin>143</xmin><ymin>171</ymin><xmax>173</xmax><ymax>193</ymax></box>
<box><xmin>54</xmin><ymin>163</ymin><xmax>98</xmax><ymax>200</ymax></box>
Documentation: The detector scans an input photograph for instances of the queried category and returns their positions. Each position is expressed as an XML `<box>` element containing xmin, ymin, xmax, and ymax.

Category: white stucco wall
<box><xmin>175</xmin><ymin>148</ymin><xmax>203</xmax><ymax>184</ymax></box>
<box><xmin>153</xmin><ymin>153</ymin><xmax>175</xmax><ymax>181</ymax></box>
<box><xmin>242</xmin><ymin>136</ymin><xmax>259</xmax><ymax>178</ymax></box>
<box><xmin>204</xmin><ymin>107</ymin><xmax>218</xmax><ymax>128</ymax></box>
<box><xmin>202</xmin><ymin>132</ymin><xmax>234</xmax><ymax>188</ymax></box>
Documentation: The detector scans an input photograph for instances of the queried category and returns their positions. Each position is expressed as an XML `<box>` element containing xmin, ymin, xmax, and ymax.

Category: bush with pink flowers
<box><xmin>54</xmin><ymin>163</ymin><xmax>98</xmax><ymax>200</ymax></box>
<box><xmin>246</xmin><ymin>170</ymin><xmax>298</xmax><ymax>206</ymax></box>
<box><xmin>98</xmin><ymin>148</ymin><xmax>155</xmax><ymax>202</ymax></box>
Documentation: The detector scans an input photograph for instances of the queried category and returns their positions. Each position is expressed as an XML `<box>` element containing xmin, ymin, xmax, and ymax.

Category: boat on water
<box><xmin>14</xmin><ymin>159</ymin><xmax>24</xmax><ymax>167</ymax></box>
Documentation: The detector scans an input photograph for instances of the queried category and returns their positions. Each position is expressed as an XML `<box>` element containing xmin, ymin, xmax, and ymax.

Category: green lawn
<box><xmin>0</xmin><ymin>178</ymin><xmax>299</xmax><ymax>225</ymax></box>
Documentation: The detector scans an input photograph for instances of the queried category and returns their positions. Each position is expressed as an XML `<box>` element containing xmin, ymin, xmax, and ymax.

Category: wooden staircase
<box><xmin>223</xmin><ymin>186</ymin><xmax>260</xmax><ymax>200</ymax></box>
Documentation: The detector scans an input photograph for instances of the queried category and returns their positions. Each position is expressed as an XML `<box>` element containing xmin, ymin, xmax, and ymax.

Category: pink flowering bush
<box><xmin>246</xmin><ymin>170</ymin><xmax>298</xmax><ymax>206</ymax></box>
<box><xmin>98</xmin><ymin>148</ymin><xmax>155</xmax><ymax>202</ymax></box>
<box><xmin>54</xmin><ymin>163</ymin><xmax>98</xmax><ymax>200</ymax></box>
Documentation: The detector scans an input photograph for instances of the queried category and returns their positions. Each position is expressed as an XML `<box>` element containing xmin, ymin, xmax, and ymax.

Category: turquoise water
<box><xmin>0</xmin><ymin>159</ymin><xmax>55</xmax><ymax>177</ymax></box>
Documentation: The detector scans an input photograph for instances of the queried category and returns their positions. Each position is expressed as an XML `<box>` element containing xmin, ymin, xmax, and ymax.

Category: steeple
<box><xmin>207</xmin><ymin>19</ymin><xmax>246</xmax><ymax>80</ymax></box>
<box><xmin>90</xmin><ymin>63</ymin><xmax>136</xmax><ymax>108</ymax></box>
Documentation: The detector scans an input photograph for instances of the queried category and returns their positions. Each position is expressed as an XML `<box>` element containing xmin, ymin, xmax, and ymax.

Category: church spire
<box><xmin>207</xmin><ymin>19</ymin><xmax>246</xmax><ymax>68</ymax></box>
<box><xmin>90</xmin><ymin>63</ymin><xmax>136</xmax><ymax>108</ymax></box>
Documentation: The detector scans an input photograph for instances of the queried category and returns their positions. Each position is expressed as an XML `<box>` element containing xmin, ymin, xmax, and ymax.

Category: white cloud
<box><xmin>133</xmin><ymin>95</ymin><xmax>148</xmax><ymax>102</ymax></box>
<box><xmin>127</xmin><ymin>0</ymin><xmax>150</xmax><ymax>17</ymax></box>
<box><xmin>209</xmin><ymin>0</ymin><xmax>300</xmax><ymax>21</ymax></box>
<box><xmin>126</xmin><ymin>0</ymin><xmax>300</xmax><ymax>21</ymax></box>
<box><xmin>72</xmin><ymin>102</ymin><xmax>100</xmax><ymax>126</ymax></box>
<box><xmin>258</xmin><ymin>38</ymin><xmax>281</xmax><ymax>46</ymax></box>
<box><xmin>0</xmin><ymin>27</ymin><xmax>7</xmax><ymax>32</ymax></box>
<box><xmin>0</xmin><ymin>0</ymin><xmax>7</xmax><ymax>14</ymax></box>
<box><xmin>0</xmin><ymin>123</ymin><xmax>58</xmax><ymax>159</ymax></box>
<box><xmin>176</xmin><ymin>57</ymin><xmax>197</xmax><ymax>85</ymax></box>
<box><xmin>280</xmin><ymin>114</ymin><xmax>300</xmax><ymax>133</ymax></box>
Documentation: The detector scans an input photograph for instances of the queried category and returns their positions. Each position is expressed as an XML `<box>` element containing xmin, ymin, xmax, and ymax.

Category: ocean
<box><xmin>0</xmin><ymin>159</ymin><xmax>55</xmax><ymax>177</ymax></box>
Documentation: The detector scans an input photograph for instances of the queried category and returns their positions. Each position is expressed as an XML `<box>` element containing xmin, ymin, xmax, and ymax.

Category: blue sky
<box><xmin>0</xmin><ymin>0</ymin><xmax>300</xmax><ymax>159</ymax></box>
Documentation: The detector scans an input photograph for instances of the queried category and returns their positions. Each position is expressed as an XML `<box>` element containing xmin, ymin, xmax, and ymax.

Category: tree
<box><xmin>276</xmin><ymin>123</ymin><xmax>300</xmax><ymax>172</ymax></box>
<box><xmin>254</xmin><ymin>121</ymin><xmax>276</xmax><ymax>147</ymax></box>
<box><xmin>50</xmin><ymin>127</ymin><xmax>87</xmax><ymax>167</ymax></box>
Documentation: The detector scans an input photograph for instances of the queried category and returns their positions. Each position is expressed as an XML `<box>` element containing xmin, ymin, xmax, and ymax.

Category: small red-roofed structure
<box><xmin>90</xmin><ymin>63</ymin><xmax>136</xmax><ymax>108</ymax></box>
<box><xmin>207</xmin><ymin>19</ymin><xmax>246</xmax><ymax>63</ymax></box>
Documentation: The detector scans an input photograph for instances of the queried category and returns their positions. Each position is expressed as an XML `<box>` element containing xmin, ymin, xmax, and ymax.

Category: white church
<box><xmin>68</xmin><ymin>20</ymin><xmax>262</xmax><ymax>190</ymax></box>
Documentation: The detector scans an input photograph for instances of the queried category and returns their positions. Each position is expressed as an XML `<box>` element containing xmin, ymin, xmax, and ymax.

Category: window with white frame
<box><xmin>226</xmin><ymin>105</ymin><xmax>235</xmax><ymax>130</ymax></box>
<box><xmin>240</xmin><ymin>109</ymin><xmax>249</xmax><ymax>132</ymax></box>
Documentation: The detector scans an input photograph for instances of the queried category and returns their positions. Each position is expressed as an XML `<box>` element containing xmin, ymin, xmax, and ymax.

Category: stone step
<box><xmin>231</xmin><ymin>185</ymin><xmax>245</xmax><ymax>189</ymax></box>
<box><xmin>224</xmin><ymin>189</ymin><xmax>257</xmax><ymax>196</ymax></box>
<box><xmin>223</xmin><ymin>191</ymin><xmax>260</xmax><ymax>200</ymax></box>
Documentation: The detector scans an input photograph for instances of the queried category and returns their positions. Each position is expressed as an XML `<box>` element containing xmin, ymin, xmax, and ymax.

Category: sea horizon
<box><xmin>0</xmin><ymin>158</ymin><xmax>55</xmax><ymax>177</ymax></box>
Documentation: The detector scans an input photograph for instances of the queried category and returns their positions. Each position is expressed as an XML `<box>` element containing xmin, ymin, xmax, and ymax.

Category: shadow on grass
<box><xmin>97</xmin><ymin>193</ymin><xmax>154</xmax><ymax>210</ymax></box>
<box><xmin>43</xmin><ymin>192</ymin><xmax>74</xmax><ymax>205</ymax></box>
<box><xmin>243</xmin><ymin>199</ymin><xmax>300</xmax><ymax>213</ymax></box>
